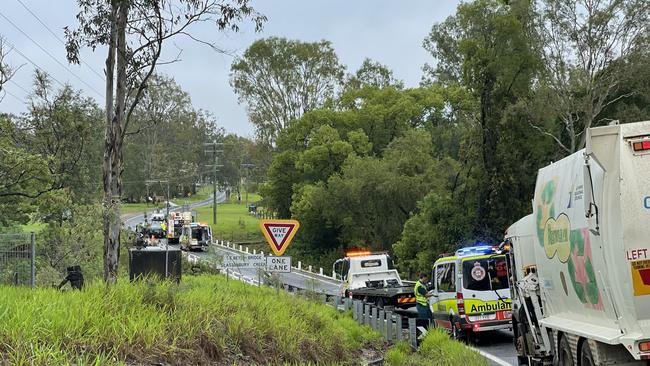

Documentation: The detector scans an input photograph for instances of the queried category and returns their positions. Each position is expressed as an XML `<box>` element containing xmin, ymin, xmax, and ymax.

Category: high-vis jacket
<box><xmin>414</xmin><ymin>280</ymin><xmax>428</xmax><ymax>306</ymax></box>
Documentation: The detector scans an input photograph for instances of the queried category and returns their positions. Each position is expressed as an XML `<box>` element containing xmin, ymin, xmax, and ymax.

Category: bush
<box><xmin>384</xmin><ymin>329</ymin><xmax>487</xmax><ymax>366</ymax></box>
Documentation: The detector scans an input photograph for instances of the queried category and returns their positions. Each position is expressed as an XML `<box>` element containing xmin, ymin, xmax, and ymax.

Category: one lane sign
<box><xmin>266</xmin><ymin>256</ymin><xmax>291</xmax><ymax>273</ymax></box>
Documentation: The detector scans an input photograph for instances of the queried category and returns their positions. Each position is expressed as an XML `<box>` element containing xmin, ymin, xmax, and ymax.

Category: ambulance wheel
<box><xmin>579</xmin><ymin>341</ymin><xmax>595</xmax><ymax>366</ymax></box>
<box><xmin>558</xmin><ymin>335</ymin><xmax>574</xmax><ymax>366</ymax></box>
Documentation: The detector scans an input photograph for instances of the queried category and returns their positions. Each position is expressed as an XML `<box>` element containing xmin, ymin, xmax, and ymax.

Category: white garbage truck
<box><xmin>505</xmin><ymin>121</ymin><xmax>650</xmax><ymax>365</ymax></box>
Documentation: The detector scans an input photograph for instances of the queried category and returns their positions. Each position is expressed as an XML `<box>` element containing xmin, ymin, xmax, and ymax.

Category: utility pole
<box><xmin>204</xmin><ymin>142</ymin><xmax>223</xmax><ymax>225</ymax></box>
<box><xmin>145</xmin><ymin>179</ymin><xmax>170</xmax><ymax>278</ymax></box>
<box><xmin>241</xmin><ymin>163</ymin><xmax>255</xmax><ymax>208</ymax></box>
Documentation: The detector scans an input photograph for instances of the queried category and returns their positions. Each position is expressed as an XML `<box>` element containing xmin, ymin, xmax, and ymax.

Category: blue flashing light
<box><xmin>455</xmin><ymin>245</ymin><xmax>496</xmax><ymax>257</ymax></box>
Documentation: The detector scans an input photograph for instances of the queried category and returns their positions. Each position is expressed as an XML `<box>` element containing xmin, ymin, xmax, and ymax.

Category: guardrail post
<box><xmin>352</xmin><ymin>300</ymin><xmax>359</xmax><ymax>321</ymax></box>
<box><xmin>246</xmin><ymin>247</ymin><xmax>249</xmax><ymax>253</ymax></box>
<box><xmin>331</xmin><ymin>272</ymin><xmax>336</xmax><ymax>279</ymax></box>
<box><xmin>308</xmin><ymin>265</ymin><xmax>312</xmax><ymax>272</ymax></box>
<box><xmin>319</xmin><ymin>267</ymin><xmax>323</xmax><ymax>276</ymax></box>
<box><xmin>253</xmin><ymin>249</ymin><xmax>256</xmax><ymax>254</ymax></box>
<box><xmin>396</xmin><ymin>315</ymin><xmax>403</xmax><ymax>341</ymax></box>
<box><xmin>408</xmin><ymin>318</ymin><xmax>417</xmax><ymax>349</ymax></box>
<box><xmin>239</xmin><ymin>245</ymin><xmax>242</xmax><ymax>251</ymax></box>
<box><xmin>298</xmin><ymin>261</ymin><xmax>302</xmax><ymax>270</ymax></box>
<box><xmin>344</xmin><ymin>297</ymin><xmax>351</xmax><ymax>311</ymax></box>
<box><xmin>260</xmin><ymin>251</ymin><xmax>264</xmax><ymax>256</ymax></box>
<box><xmin>334</xmin><ymin>296</ymin><xmax>341</xmax><ymax>309</ymax></box>
<box><xmin>386</xmin><ymin>311</ymin><xmax>393</xmax><ymax>342</ymax></box>
<box><xmin>364</xmin><ymin>304</ymin><xmax>371</xmax><ymax>326</ymax></box>
<box><xmin>378</xmin><ymin>309</ymin><xmax>385</xmax><ymax>338</ymax></box>
<box><xmin>371</xmin><ymin>306</ymin><xmax>378</xmax><ymax>331</ymax></box>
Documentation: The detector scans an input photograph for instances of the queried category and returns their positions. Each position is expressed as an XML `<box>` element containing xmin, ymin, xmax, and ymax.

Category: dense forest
<box><xmin>231</xmin><ymin>0</ymin><xmax>650</xmax><ymax>275</ymax></box>
<box><xmin>2</xmin><ymin>0</ymin><xmax>650</xmax><ymax>281</ymax></box>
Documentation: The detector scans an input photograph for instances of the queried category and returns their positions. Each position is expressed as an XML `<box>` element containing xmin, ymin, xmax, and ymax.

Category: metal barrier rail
<box><xmin>210</xmin><ymin>239</ymin><xmax>342</xmax><ymax>285</ymax></box>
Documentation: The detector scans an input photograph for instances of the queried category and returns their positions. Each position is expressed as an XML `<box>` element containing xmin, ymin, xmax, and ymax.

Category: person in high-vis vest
<box><xmin>414</xmin><ymin>273</ymin><xmax>433</xmax><ymax>322</ymax></box>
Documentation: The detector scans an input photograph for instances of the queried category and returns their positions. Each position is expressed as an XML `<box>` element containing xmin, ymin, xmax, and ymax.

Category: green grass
<box><xmin>0</xmin><ymin>275</ymin><xmax>380</xmax><ymax>365</ymax></box>
<box><xmin>194</xmin><ymin>192</ymin><xmax>265</xmax><ymax>243</ymax></box>
<box><xmin>120</xmin><ymin>202</ymin><xmax>164</xmax><ymax>215</ymax></box>
<box><xmin>385</xmin><ymin>329</ymin><xmax>487</xmax><ymax>366</ymax></box>
<box><xmin>121</xmin><ymin>186</ymin><xmax>213</xmax><ymax>215</ymax></box>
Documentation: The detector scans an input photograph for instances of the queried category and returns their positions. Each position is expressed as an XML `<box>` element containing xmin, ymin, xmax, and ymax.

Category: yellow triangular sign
<box><xmin>260</xmin><ymin>219</ymin><xmax>300</xmax><ymax>256</ymax></box>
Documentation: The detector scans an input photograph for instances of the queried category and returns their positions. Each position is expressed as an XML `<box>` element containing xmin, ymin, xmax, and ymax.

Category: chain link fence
<box><xmin>0</xmin><ymin>233</ymin><xmax>35</xmax><ymax>287</ymax></box>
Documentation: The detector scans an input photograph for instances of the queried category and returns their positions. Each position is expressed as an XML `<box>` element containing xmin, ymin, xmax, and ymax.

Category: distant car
<box><xmin>151</xmin><ymin>213</ymin><xmax>165</xmax><ymax>222</ymax></box>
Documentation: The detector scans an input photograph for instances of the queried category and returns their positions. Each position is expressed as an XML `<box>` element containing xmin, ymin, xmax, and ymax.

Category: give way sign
<box><xmin>260</xmin><ymin>219</ymin><xmax>300</xmax><ymax>256</ymax></box>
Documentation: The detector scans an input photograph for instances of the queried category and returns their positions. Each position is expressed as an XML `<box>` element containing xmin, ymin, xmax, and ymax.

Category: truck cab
<box><xmin>333</xmin><ymin>251</ymin><xmax>416</xmax><ymax>308</ymax></box>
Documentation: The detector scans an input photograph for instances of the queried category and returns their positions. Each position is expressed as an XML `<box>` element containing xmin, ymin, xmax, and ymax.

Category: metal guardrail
<box><xmin>210</xmin><ymin>239</ymin><xmax>342</xmax><ymax>285</ymax></box>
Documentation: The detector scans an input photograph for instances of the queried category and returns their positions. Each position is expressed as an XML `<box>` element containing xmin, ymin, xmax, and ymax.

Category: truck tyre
<box><xmin>558</xmin><ymin>335</ymin><xmax>574</xmax><ymax>366</ymax></box>
<box><xmin>579</xmin><ymin>341</ymin><xmax>595</xmax><ymax>366</ymax></box>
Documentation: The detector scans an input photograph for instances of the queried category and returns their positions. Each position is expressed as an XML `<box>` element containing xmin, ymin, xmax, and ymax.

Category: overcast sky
<box><xmin>0</xmin><ymin>1</ymin><xmax>460</xmax><ymax>137</ymax></box>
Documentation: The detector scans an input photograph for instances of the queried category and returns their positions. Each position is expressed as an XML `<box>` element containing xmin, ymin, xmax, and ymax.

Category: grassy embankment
<box><xmin>194</xmin><ymin>192</ymin><xmax>266</xmax><ymax>244</ymax></box>
<box><xmin>0</xmin><ymin>274</ymin><xmax>380</xmax><ymax>365</ymax></box>
<box><xmin>385</xmin><ymin>330</ymin><xmax>487</xmax><ymax>366</ymax></box>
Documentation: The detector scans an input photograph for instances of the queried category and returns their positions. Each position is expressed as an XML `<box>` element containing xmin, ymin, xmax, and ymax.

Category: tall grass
<box><xmin>0</xmin><ymin>275</ymin><xmax>379</xmax><ymax>365</ymax></box>
<box><xmin>384</xmin><ymin>329</ymin><xmax>487</xmax><ymax>366</ymax></box>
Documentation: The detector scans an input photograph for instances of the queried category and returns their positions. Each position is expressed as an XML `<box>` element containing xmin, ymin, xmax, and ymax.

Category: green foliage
<box><xmin>385</xmin><ymin>330</ymin><xmax>487</xmax><ymax>366</ymax></box>
<box><xmin>345</xmin><ymin>58</ymin><xmax>404</xmax><ymax>90</ymax></box>
<box><xmin>231</xmin><ymin>37</ymin><xmax>345</xmax><ymax>144</ymax></box>
<box><xmin>121</xmin><ymin>74</ymin><xmax>221</xmax><ymax>202</ymax></box>
<box><xmin>35</xmin><ymin>193</ymin><xmax>104</xmax><ymax>286</ymax></box>
<box><xmin>0</xmin><ymin>275</ymin><xmax>379</xmax><ymax>365</ymax></box>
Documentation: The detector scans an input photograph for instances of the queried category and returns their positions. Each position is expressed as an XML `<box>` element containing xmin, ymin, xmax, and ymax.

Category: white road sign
<box><xmin>218</xmin><ymin>254</ymin><xmax>265</xmax><ymax>269</ymax></box>
<box><xmin>266</xmin><ymin>256</ymin><xmax>292</xmax><ymax>273</ymax></box>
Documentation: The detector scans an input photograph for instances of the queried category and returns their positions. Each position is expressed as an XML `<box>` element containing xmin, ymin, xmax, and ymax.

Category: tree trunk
<box><xmin>103</xmin><ymin>2</ymin><xmax>118</xmax><ymax>283</ymax></box>
<box><xmin>103</xmin><ymin>2</ymin><xmax>128</xmax><ymax>283</ymax></box>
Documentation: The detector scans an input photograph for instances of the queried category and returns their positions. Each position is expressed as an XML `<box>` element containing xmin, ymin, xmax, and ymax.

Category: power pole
<box><xmin>204</xmin><ymin>142</ymin><xmax>223</xmax><ymax>225</ymax></box>
<box><xmin>241</xmin><ymin>163</ymin><xmax>255</xmax><ymax>208</ymax></box>
<box><xmin>145</xmin><ymin>179</ymin><xmax>171</xmax><ymax>278</ymax></box>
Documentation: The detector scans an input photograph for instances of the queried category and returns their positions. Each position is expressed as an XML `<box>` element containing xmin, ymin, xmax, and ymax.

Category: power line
<box><xmin>2</xmin><ymin>88</ymin><xmax>24</xmax><ymax>103</ymax></box>
<box><xmin>8</xmin><ymin>79</ymin><xmax>30</xmax><ymax>95</ymax></box>
<box><xmin>14</xmin><ymin>0</ymin><xmax>105</xmax><ymax>80</ymax></box>
<box><xmin>0</xmin><ymin>37</ymin><xmax>67</xmax><ymax>90</ymax></box>
<box><xmin>0</xmin><ymin>10</ymin><xmax>104</xmax><ymax>99</ymax></box>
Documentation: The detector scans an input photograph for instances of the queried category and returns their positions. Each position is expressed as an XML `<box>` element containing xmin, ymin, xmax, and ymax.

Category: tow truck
<box><xmin>333</xmin><ymin>251</ymin><xmax>416</xmax><ymax>309</ymax></box>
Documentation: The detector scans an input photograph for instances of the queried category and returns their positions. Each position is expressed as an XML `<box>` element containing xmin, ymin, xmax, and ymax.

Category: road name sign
<box><xmin>217</xmin><ymin>254</ymin><xmax>265</xmax><ymax>269</ymax></box>
<box><xmin>266</xmin><ymin>256</ymin><xmax>291</xmax><ymax>273</ymax></box>
<box><xmin>260</xmin><ymin>220</ymin><xmax>300</xmax><ymax>256</ymax></box>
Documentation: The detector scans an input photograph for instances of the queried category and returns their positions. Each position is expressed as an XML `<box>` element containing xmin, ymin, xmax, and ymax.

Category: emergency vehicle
<box><xmin>333</xmin><ymin>251</ymin><xmax>417</xmax><ymax>308</ymax></box>
<box><xmin>506</xmin><ymin>120</ymin><xmax>650</xmax><ymax>365</ymax></box>
<box><xmin>179</xmin><ymin>222</ymin><xmax>211</xmax><ymax>251</ymax></box>
<box><xmin>430</xmin><ymin>245</ymin><xmax>512</xmax><ymax>340</ymax></box>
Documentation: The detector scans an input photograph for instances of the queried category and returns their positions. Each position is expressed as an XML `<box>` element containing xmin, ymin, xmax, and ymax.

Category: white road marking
<box><xmin>470</xmin><ymin>347</ymin><xmax>514</xmax><ymax>366</ymax></box>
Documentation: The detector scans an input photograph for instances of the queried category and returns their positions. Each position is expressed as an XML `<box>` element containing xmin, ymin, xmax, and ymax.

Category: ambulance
<box><xmin>430</xmin><ymin>245</ymin><xmax>512</xmax><ymax>340</ymax></box>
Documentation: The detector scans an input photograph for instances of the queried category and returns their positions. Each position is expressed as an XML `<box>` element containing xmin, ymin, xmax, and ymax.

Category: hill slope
<box><xmin>0</xmin><ymin>275</ymin><xmax>379</xmax><ymax>365</ymax></box>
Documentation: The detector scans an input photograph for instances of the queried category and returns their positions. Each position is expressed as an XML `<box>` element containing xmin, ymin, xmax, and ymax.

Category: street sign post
<box><xmin>217</xmin><ymin>254</ymin><xmax>265</xmax><ymax>269</ymax></box>
<box><xmin>266</xmin><ymin>256</ymin><xmax>291</xmax><ymax>273</ymax></box>
<box><xmin>260</xmin><ymin>219</ymin><xmax>300</xmax><ymax>256</ymax></box>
